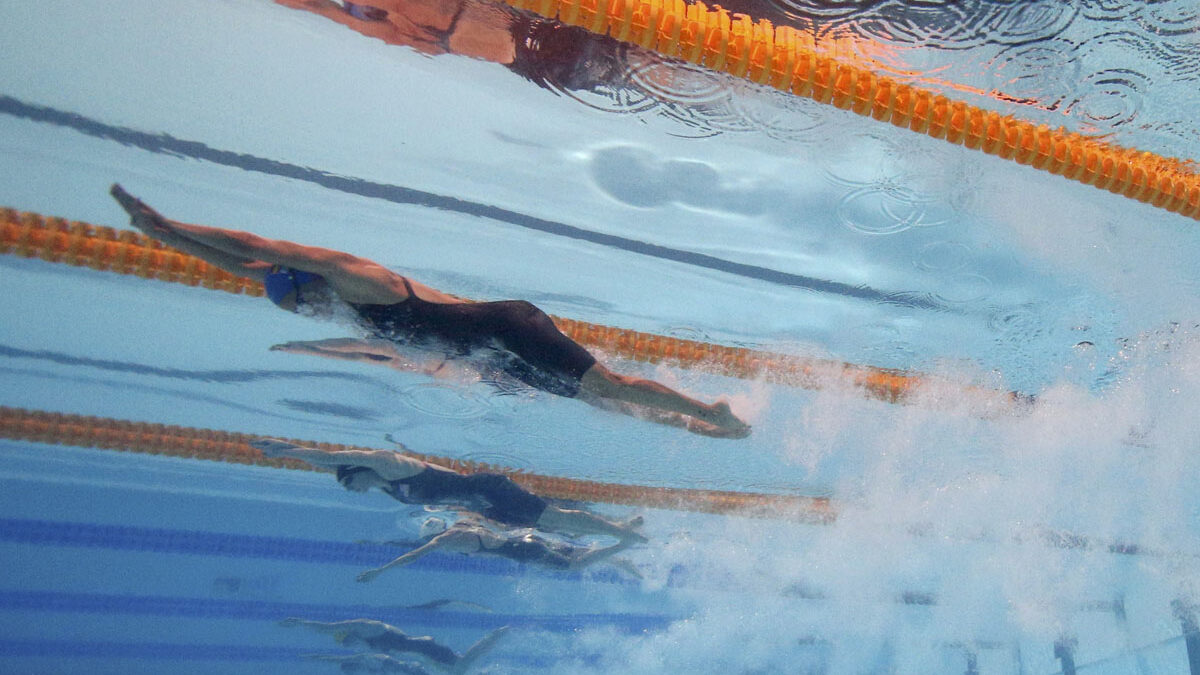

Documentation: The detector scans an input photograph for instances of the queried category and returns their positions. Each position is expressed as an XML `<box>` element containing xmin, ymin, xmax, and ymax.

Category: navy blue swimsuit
<box><xmin>350</xmin><ymin>279</ymin><xmax>596</xmax><ymax>398</ymax></box>
<box><xmin>382</xmin><ymin>465</ymin><xmax>548</xmax><ymax>527</ymax></box>
<box><xmin>489</xmin><ymin>532</ymin><xmax>574</xmax><ymax>569</ymax></box>
<box><xmin>364</xmin><ymin>629</ymin><xmax>457</xmax><ymax>666</ymax></box>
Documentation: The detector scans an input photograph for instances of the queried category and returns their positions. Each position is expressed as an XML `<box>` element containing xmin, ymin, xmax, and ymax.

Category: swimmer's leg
<box><xmin>578</xmin><ymin>364</ymin><xmax>750</xmax><ymax>438</ymax></box>
<box><xmin>568</xmin><ymin>538</ymin><xmax>634</xmax><ymax>571</ymax></box>
<box><xmin>452</xmin><ymin>626</ymin><xmax>510</xmax><ymax>675</ymax></box>
<box><xmin>536</xmin><ymin>505</ymin><xmax>647</xmax><ymax>543</ymax></box>
<box><xmin>606</xmin><ymin>557</ymin><xmax>644</xmax><ymax>580</ymax></box>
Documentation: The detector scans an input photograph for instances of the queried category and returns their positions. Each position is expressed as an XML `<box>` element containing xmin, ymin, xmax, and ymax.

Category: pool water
<box><xmin>2</xmin><ymin>0</ymin><xmax>1200</xmax><ymax>672</ymax></box>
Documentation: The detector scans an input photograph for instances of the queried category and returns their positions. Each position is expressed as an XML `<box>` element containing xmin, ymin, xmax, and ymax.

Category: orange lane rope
<box><xmin>0</xmin><ymin>406</ymin><xmax>835</xmax><ymax>522</ymax></box>
<box><xmin>501</xmin><ymin>0</ymin><xmax>1200</xmax><ymax>222</ymax></box>
<box><xmin>0</xmin><ymin>207</ymin><xmax>1022</xmax><ymax>409</ymax></box>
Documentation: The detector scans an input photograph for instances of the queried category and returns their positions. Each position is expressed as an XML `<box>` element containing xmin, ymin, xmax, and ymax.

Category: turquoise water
<box><xmin>2</xmin><ymin>0</ymin><xmax>1200</xmax><ymax>672</ymax></box>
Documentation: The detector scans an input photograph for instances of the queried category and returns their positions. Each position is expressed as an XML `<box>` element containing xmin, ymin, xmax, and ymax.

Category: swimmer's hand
<box><xmin>270</xmin><ymin>341</ymin><xmax>324</xmax><ymax>354</ymax></box>
<box><xmin>250</xmin><ymin>438</ymin><xmax>300</xmax><ymax>458</ymax></box>
<box><xmin>356</xmin><ymin>568</ymin><xmax>383</xmax><ymax>583</ymax></box>
<box><xmin>109</xmin><ymin>184</ymin><xmax>173</xmax><ymax>236</ymax></box>
<box><xmin>278</xmin><ymin>617</ymin><xmax>302</xmax><ymax>627</ymax></box>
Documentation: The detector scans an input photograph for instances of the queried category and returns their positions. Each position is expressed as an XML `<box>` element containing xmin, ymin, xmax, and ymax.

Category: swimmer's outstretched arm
<box><xmin>273</xmin><ymin>338</ymin><xmax>403</xmax><ymax>360</ymax></box>
<box><xmin>279</xmin><ymin>617</ymin><xmax>388</xmax><ymax>638</ymax></box>
<box><xmin>109</xmin><ymin>184</ymin><xmax>412</xmax><ymax>305</ymax></box>
<box><xmin>111</xmin><ymin>183</ymin><xmax>358</xmax><ymax>274</ymax></box>
<box><xmin>357</xmin><ymin>530</ymin><xmax>476</xmax><ymax>583</ymax></box>
<box><xmin>251</xmin><ymin>439</ymin><xmax>425</xmax><ymax>480</ymax></box>
<box><xmin>109</xmin><ymin>184</ymin><xmax>273</xmax><ymax>282</ymax></box>
<box><xmin>272</xmin><ymin>338</ymin><xmax>454</xmax><ymax>378</ymax></box>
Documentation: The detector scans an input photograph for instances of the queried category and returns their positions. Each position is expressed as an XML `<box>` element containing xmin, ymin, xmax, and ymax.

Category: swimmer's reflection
<box><xmin>253</xmin><ymin>438</ymin><xmax>644</xmax><ymax>579</ymax></box>
<box><xmin>281</xmin><ymin>617</ymin><xmax>508</xmax><ymax>674</ymax></box>
<box><xmin>111</xmin><ymin>184</ymin><xmax>749</xmax><ymax>437</ymax></box>
<box><xmin>275</xmin><ymin>0</ymin><xmax>630</xmax><ymax>92</ymax></box>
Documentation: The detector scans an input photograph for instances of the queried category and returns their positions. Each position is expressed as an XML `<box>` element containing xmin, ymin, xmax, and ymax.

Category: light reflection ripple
<box><xmin>770</xmin><ymin>0</ymin><xmax>1079</xmax><ymax>49</ymax></box>
<box><xmin>397</xmin><ymin>382</ymin><xmax>494</xmax><ymax>421</ymax></box>
<box><xmin>1065</xmin><ymin>68</ymin><xmax>1147</xmax><ymax>132</ymax></box>
<box><xmin>1136</xmin><ymin>2</ymin><xmax>1200</xmax><ymax>38</ymax></box>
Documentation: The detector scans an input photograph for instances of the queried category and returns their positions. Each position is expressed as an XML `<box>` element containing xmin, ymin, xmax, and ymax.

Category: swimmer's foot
<box><xmin>684</xmin><ymin>418</ymin><xmax>749</xmax><ymax>439</ymax></box>
<box><xmin>708</xmin><ymin>401</ymin><xmax>750</xmax><ymax>432</ymax></box>
<box><xmin>620</xmin><ymin>528</ymin><xmax>649</xmax><ymax>544</ymax></box>
<box><xmin>109</xmin><ymin>183</ymin><xmax>174</xmax><ymax>236</ymax></box>
<box><xmin>609</xmin><ymin>557</ymin><xmax>644</xmax><ymax>580</ymax></box>
<box><xmin>618</xmin><ymin>515</ymin><xmax>647</xmax><ymax>543</ymax></box>
<box><xmin>686</xmin><ymin>402</ymin><xmax>751</xmax><ymax>438</ymax></box>
<box><xmin>455</xmin><ymin>626</ymin><xmax>510</xmax><ymax>675</ymax></box>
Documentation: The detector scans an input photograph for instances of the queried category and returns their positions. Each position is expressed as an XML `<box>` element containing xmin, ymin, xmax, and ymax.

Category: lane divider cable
<box><xmin>501</xmin><ymin>0</ymin><xmax>1200</xmax><ymax>222</ymax></box>
<box><xmin>1</xmin><ymin>206</ymin><xmax>1029</xmax><ymax>411</ymax></box>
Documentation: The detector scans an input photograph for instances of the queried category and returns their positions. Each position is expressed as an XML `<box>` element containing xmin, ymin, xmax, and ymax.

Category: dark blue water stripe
<box><xmin>0</xmin><ymin>590</ymin><xmax>674</xmax><ymax>634</ymax></box>
<box><xmin>0</xmin><ymin>343</ymin><xmax>390</xmax><ymax>387</ymax></box>
<box><xmin>0</xmin><ymin>639</ymin><xmax>340</xmax><ymax>661</ymax></box>
<box><xmin>0</xmin><ymin>639</ymin><xmax>569</xmax><ymax>668</ymax></box>
<box><xmin>0</xmin><ymin>94</ymin><xmax>942</xmax><ymax>310</ymax></box>
<box><xmin>0</xmin><ymin>516</ymin><xmax>392</xmax><ymax>564</ymax></box>
<box><xmin>0</xmin><ymin>517</ymin><xmax>638</xmax><ymax>586</ymax></box>
<box><xmin>0</xmin><ymin>365</ymin><xmax>369</xmax><ymax>431</ymax></box>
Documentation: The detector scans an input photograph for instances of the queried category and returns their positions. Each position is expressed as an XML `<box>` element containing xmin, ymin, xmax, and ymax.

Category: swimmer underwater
<box><xmin>252</xmin><ymin>438</ymin><xmax>645</xmax><ymax>541</ymax></box>
<box><xmin>110</xmin><ymin>184</ymin><xmax>750</xmax><ymax>437</ymax></box>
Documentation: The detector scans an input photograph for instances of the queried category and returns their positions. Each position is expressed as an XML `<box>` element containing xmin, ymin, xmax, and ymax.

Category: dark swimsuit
<box><xmin>381</xmin><ymin>465</ymin><xmax>548</xmax><ymax>526</ymax></box>
<box><xmin>364</xmin><ymin>629</ymin><xmax>458</xmax><ymax>666</ymax></box>
<box><xmin>477</xmin><ymin>531</ymin><xmax>574</xmax><ymax>569</ymax></box>
<box><xmin>350</xmin><ymin>278</ymin><xmax>597</xmax><ymax>398</ymax></box>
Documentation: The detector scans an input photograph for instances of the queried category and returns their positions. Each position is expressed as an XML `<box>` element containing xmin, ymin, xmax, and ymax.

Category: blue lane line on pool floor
<box><xmin>0</xmin><ymin>640</ymin><xmax>341</xmax><ymax>661</ymax></box>
<box><xmin>0</xmin><ymin>515</ymin><xmax>720</xmax><ymax>592</ymax></box>
<box><xmin>0</xmin><ymin>591</ymin><xmax>674</xmax><ymax>634</ymax></box>
<box><xmin>0</xmin><ymin>517</ymin><xmax>640</xmax><ymax>584</ymax></box>
<box><xmin>0</xmin><ymin>639</ymin><xmax>570</xmax><ymax>668</ymax></box>
<box><xmin>0</xmin><ymin>93</ymin><xmax>943</xmax><ymax>310</ymax></box>
<box><xmin>0</xmin><ymin>516</ymin><xmax>725</xmax><ymax>592</ymax></box>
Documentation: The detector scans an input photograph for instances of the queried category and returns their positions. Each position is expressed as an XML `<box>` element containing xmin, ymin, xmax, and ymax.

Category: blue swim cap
<box><xmin>343</xmin><ymin>1</ymin><xmax>388</xmax><ymax>21</ymax></box>
<box><xmin>264</xmin><ymin>266</ymin><xmax>324</xmax><ymax>307</ymax></box>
